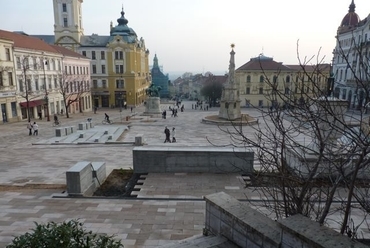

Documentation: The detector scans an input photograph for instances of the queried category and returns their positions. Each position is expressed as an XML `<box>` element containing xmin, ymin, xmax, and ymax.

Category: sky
<box><xmin>1</xmin><ymin>0</ymin><xmax>370</xmax><ymax>76</ymax></box>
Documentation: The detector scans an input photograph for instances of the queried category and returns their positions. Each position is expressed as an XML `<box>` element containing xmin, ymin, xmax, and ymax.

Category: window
<box><xmin>259</xmin><ymin>75</ymin><xmax>264</xmax><ymax>83</ymax></box>
<box><xmin>8</xmin><ymin>72</ymin><xmax>13</xmax><ymax>86</ymax></box>
<box><xmin>93</xmin><ymin>80</ymin><xmax>98</xmax><ymax>88</ymax></box>
<box><xmin>286</xmin><ymin>75</ymin><xmax>290</xmax><ymax>83</ymax></box>
<box><xmin>35</xmin><ymin>79</ymin><xmax>39</xmax><ymax>91</ymax></box>
<box><xmin>0</xmin><ymin>73</ymin><xmax>3</xmax><ymax>86</ymax></box>
<box><xmin>48</xmin><ymin>78</ymin><xmax>52</xmax><ymax>90</ymax></box>
<box><xmin>63</xmin><ymin>17</ymin><xmax>68</xmax><ymax>27</ymax></box>
<box><xmin>258</xmin><ymin>100</ymin><xmax>263</xmax><ymax>107</ymax></box>
<box><xmin>62</xmin><ymin>3</ymin><xmax>67</xmax><ymax>12</ymax></box>
<box><xmin>246</xmin><ymin>75</ymin><xmax>251</xmax><ymax>83</ymax></box>
<box><xmin>16</xmin><ymin>57</ymin><xmax>21</xmax><ymax>69</ymax></box>
<box><xmin>52</xmin><ymin>60</ymin><xmax>56</xmax><ymax>70</ymax></box>
<box><xmin>65</xmin><ymin>66</ymin><xmax>68</xmax><ymax>74</ymax></box>
<box><xmin>11</xmin><ymin>102</ymin><xmax>17</xmax><ymax>117</ymax></box>
<box><xmin>5</xmin><ymin>48</ymin><xmax>11</xmax><ymax>61</ymax></box>
<box><xmin>115</xmin><ymin>65</ymin><xmax>123</xmax><ymax>73</ymax></box>
<box><xmin>27</xmin><ymin>79</ymin><xmax>32</xmax><ymax>92</ymax></box>
<box><xmin>73</xmin><ymin>66</ymin><xmax>75</xmax><ymax>74</ymax></box>
<box><xmin>246</xmin><ymin>87</ymin><xmax>250</xmax><ymax>94</ymax></box>
<box><xmin>92</xmin><ymin>51</ymin><xmax>96</xmax><ymax>60</ymax></box>
<box><xmin>33</xmin><ymin>57</ymin><xmax>37</xmax><ymax>70</ymax></box>
<box><xmin>92</xmin><ymin>65</ymin><xmax>97</xmax><ymax>74</ymax></box>
<box><xmin>115</xmin><ymin>51</ymin><xmax>123</xmax><ymax>60</ymax></box>
<box><xmin>116</xmin><ymin>79</ymin><xmax>124</xmax><ymax>88</ymax></box>
<box><xmin>82</xmin><ymin>51</ymin><xmax>86</xmax><ymax>56</ymax></box>
<box><xmin>285</xmin><ymin>87</ymin><xmax>290</xmax><ymax>95</ymax></box>
<box><xmin>101</xmin><ymin>51</ymin><xmax>105</xmax><ymax>60</ymax></box>
<box><xmin>101</xmin><ymin>65</ymin><xmax>106</xmax><ymax>74</ymax></box>
<box><xmin>102</xmin><ymin>80</ymin><xmax>107</xmax><ymax>88</ymax></box>
<box><xmin>273</xmin><ymin>76</ymin><xmax>278</xmax><ymax>84</ymax></box>
<box><xmin>54</xmin><ymin>78</ymin><xmax>58</xmax><ymax>89</ymax></box>
<box><xmin>259</xmin><ymin>87</ymin><xmax>263</xmax><ymax>94</ymax></box>
<box><xmin>19</xmin><ymin>80</ymin><xmax>24</xmax><ymax>92</ymax></box>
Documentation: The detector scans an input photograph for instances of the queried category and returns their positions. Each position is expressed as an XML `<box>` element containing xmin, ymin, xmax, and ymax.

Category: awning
<box><xmin>19</xmin><ymin>99</ymin><xmax>45</xmax><ymax>108</ymax></box>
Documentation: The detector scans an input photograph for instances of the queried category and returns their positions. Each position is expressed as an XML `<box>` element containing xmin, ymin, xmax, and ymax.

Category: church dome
<box><xmin>340</xmin><ymin>0</ymin><xmax>360</xmax><ymax>27</ymax></box>
<box><xmin>110</xmin><ymin>8</ymin><xmax>137</xmax><ymax>42</ymax></box>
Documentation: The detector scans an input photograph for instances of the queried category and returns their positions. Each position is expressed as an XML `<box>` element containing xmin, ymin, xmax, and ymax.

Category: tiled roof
<box><xmin>237</xmin><ymin>57</ymin><xmax>291</xmax><ymax>71</ymax></box>
<box><xmin>31</xmin><ymin>35</ymin><xmax>55</xmax><ymax>44</ymax></box>
<box><xmin>0</xmin><ymin>29</ymin><xmax>58</xmax><ymax>54</ymax></box>
<box><xmin>286</xmin><ymin>64</ymin><xmax>331</xmax><ymax>72</ymax></box>
<box><xmin>51</xmin><ymin>45</ymin><xmax>88</xmax><ymax>59</ymax></box>
<box><xmin>80</xmin><ymin>35</ymin><xmax>110</xmax><ymax>47</ymax></box>
<box><xmin>203</xmin><ymin>75</ymin><xmax>228</xmax><ymax>85</ymax></box>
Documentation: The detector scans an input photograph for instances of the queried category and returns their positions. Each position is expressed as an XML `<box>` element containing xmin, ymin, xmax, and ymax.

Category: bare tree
<box><xmin>58</xmin><ymin>69</ymin><xmax>90</xmax><ymax>118</ymax></box>
<box><xmin>214</xmin><ymin>42</ymin><xmax>370</xmax><ymax>241</ymax></box>
<box><xmin>17</xmin><ymin>56</ymin><xmax>42</xmax><ymax>122</ymax></box>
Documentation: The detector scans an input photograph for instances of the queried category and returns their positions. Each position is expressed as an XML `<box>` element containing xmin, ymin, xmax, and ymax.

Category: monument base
<box><xmin>144</xmin><ymin>97</ymin><xmax>161</xmax><ymax>114</ymax></box>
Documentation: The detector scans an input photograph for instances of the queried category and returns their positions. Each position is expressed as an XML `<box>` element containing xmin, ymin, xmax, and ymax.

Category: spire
<box><xmin>153</xmin><ymin>54</ymin><xmax>159</xmax><ymax>68</ymax></box>
<box><xmin>228</xmin><ymin>44</ymin><xmax>235</xmax><ymax>85</ymax></box>
<box><xmin>117</xmin><ymin>6</ymin><xmax>128</xmax><ymax>26</ymax></box>
<box><xmin>349</xmin><ymin>0</ymin><xmax>355</xmax><ymax>13</ymax></box>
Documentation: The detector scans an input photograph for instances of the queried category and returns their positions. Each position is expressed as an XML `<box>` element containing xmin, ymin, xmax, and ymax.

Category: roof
<box><xmin>285</xmin><ymin>64</ymin><xmax>331</xmax><ymax>73</ymax></box>
<box><xmin>340</xmin><ymin>0</ymin><xmax>360</xmax><ymax>27</ymax></box>
<box><xmin>203</xmin><ymin>75</ymin><xmax>228</xmax><ymax>85</ymax></box>
<box><xmin>0</xmin><ymin>29</ymin><xmax>58</xmax><ymax>53</ymax></box>
<box><xmin>236</xmin><ymin>54</ymin><xmax>291</xmax><ymax>71</ymax></box>
<box><xmin>80</xmin><ymin>35</ymin><xmax>110</xmax><ymax>47</ymax></box>
<box><xmin>51</xmin><ymin>45</ymin><xmax>88</xmax><ymax>59</ymax></box>
<box><xmin>30</xmin><ymin>35</ymin><xmax>55</xmax><ymax>44</ymax></box>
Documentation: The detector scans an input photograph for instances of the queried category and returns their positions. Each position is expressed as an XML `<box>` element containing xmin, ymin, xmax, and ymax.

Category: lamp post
<box><xmin>119</xmin><ymin>91</ymin><xmax>123</xmax><ymax>122</ymax></box>
<box><xmin>42</xmin><ymin>58</ymin><xmax>50</xmax><ymax>121</ymax></box>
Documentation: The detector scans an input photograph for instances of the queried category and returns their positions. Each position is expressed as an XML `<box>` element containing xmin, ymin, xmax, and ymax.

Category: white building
<box><xmin>333</xmin><ymin>0</ymin><xmax>370</xmax><ymax>108</ymax></box>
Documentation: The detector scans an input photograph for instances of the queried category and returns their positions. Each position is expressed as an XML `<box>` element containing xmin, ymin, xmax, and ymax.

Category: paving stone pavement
<box><xmin>0</xmin><ymin>101</ymin><xmax>261</xmax><ymax>247</ymax></box>
<box><xmin>0</xmin><ymin>101</ymin><xmax>369</xmax><ymax>247</ymax></box>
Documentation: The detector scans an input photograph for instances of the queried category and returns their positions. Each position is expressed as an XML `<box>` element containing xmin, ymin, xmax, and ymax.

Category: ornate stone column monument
<box><xmin>218</xmin><ymin>44</ymin><xmax>241</xmax><ymax>120</ymax></box>
<box><xmin>144</xmin><ymin>84</ymin><xmax>162</xmax><ymax>115</ymax></box>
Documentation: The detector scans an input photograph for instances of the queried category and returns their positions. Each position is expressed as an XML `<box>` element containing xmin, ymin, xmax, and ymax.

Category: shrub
<box><xmin>6</xmin><ymin>219</ymin><xmax>123</xmax><ymax>248</ymax></box>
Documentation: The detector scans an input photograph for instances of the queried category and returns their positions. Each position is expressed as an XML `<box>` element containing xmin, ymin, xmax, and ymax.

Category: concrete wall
<box><xmin>133</xmin><ymin>146</ymin><xmax>254</xmax><ymax>174</ymax></box>
<box><xmin>204</xmin><ymin>192</ymin><xmax>368</xmax><ymax>248</ymax></box>
<box><xmin>66</xmin><ymin>161</ymin><xmax>106</xmax><ymax>196</ymax></box>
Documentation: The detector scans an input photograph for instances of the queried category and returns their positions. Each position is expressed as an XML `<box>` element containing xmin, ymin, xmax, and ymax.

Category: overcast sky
<box><xmin>1</xmin><ymin>0</ymin><xmax>370</xmax><ymax>75</ymax></box>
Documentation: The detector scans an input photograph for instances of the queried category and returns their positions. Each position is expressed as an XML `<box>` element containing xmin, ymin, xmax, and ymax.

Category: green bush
<box><xmin>6</xmin><ymin>219</ymin><xmax>123</xmax><ymax>248</ymax></box>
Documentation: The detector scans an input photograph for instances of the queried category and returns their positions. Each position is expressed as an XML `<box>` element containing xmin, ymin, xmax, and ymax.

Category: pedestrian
<box><xmin>131</xmin><ymin>107</ymin><xmax>133</xmax><ymax>113</ymax></box>
<box><xmin>94</xmin><ymin>106</ymin><xmax>97</xmax><ymax>114</ymax></box>
<box><xmin>172</xmin><ymin>127</ymin><xmax>176</xmax><ymax>143</ymax></box>
<box><xmin>38</xmin><ymin>111</ymin><xmax>42</xmax><ymax>120</ymax></box>
<box><xmin>164</xmin><ymin>126</ymin><xmax>171</xmax><ymax>143</ymax></box>
<box><xmin>33</xmin><ymin>122</ymin><xmax>39</xmax><ymax>136</ymax></box>
<box><xmin>27</xmin><ymin>121</ymin><xmax>33</xmax><ymax>136</ymax></box>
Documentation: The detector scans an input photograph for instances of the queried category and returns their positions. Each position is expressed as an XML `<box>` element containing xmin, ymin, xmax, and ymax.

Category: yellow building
<box><xmin>236</xmin><ymin>54</ymin><xmax>330</xmax><ymax>108</ymax></box>
<box><xmin>52</xmin><ymin>1</ymin><xmax>151</xmax><ymax>108</ymax></box>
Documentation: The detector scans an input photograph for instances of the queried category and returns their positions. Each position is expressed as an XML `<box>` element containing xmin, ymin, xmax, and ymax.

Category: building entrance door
<box><xmin>1</xmin><ymin>104</ymin><xmax>7</xmax><ymax>122</ymax></box>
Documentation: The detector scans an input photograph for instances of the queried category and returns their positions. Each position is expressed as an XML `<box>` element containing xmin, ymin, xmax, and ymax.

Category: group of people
<box><xmin>164</xmin><ymin>126</ymin><xmax>176</xmax><ymax>143</ymax></box>
<box><xmin>27</xmin><ymin>121</ymin><xmax>39</xmax><ymax>136</ymax></box>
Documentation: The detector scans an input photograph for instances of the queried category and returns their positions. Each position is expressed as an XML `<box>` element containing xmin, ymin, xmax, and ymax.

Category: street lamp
<box><xmin>42</xmin><ymin>58</ymin><xmax>50</xmax><ymax>121</ymax></box>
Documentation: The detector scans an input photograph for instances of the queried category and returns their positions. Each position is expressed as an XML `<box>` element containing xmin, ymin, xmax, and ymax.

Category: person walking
<box><xmin>33</xmin><ymin>122</ymin><xmax>39</xmax><ymax>136</ymax></box>
<box><xmin>164</xmin><ymin>126</ymin><xmax>171</xmax><ymax>143</ymax></box>
<box><xmin>171</xmin><ymin>127</ymin><xmax>176</xmax><ymax>143</ymax></box>
<box><xmin>27</xmin><ymin>121</ymin><xmax>33</xmax><ymax>136</ymax></box>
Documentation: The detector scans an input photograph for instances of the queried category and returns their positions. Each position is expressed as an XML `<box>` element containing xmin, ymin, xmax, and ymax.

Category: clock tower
<box><xmin>53</xmin><ymin>0</ymin><xmax>84</xmax><ymax>50</ymax></box>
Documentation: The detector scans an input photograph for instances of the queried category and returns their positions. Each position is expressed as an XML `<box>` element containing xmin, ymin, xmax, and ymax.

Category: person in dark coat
<box><xmin>164</xmin><ymin>126</ymin><xmax>171</xmax><ymax>143</ymax></box>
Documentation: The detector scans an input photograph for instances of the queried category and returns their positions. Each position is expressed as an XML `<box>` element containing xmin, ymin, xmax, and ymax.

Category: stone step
<box><xmin>159</xmin><ymin>234</ymin><xmax>239</xmax><ymax>248</ymax></box>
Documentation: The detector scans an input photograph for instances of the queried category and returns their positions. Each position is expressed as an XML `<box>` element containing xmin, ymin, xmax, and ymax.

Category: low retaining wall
<box><xmin>133</xmin><ymin>146</ymin><xmax>254</xmax><ymax>174</ymax></box>
<box><xmin>204</xmin><ymin>192</ymin><xmax>367</xmax><ymax>248</ymax></box>
<box><xmin>66</xmin><ymin>161</ymin><xmax>106</xmax><ymax>196</ymax></box>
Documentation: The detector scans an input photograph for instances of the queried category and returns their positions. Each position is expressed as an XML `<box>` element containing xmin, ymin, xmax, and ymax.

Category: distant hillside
<box><xmin>167</xmin><ymin>71</ymin><xmax>227</xmax><ymax>81</ymax></box>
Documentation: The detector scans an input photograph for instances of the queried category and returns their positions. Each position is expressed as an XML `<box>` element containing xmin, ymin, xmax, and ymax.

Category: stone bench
<box><xmin>78</xmin><ymin>122</ymin><xmax>92</xmax><ymax>130</ymax></box>
<box><xmin>133</xmin><ymin>146</ymin><xmax>254</xmax><ymax>174</ymax></box>
<box><xmin>66</xmin><ymin>161</ymin><xmax>106</xmax><ymax>196</ymax></box>
<box><xmin>55</xmin><ymin>126</ymin><xmax>74</xmax><ymax>137</ymax></box>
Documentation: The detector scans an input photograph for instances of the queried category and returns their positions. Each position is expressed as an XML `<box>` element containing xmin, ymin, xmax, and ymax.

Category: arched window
<box><xmin>259</xmin><ymin>75</ymin><xmax>264</xmax><ymax>83</ymax></box>
<box><xmin>246</xmin><ymin>75</ymin><xmax>251</xmax><ymax>83</ymax></box>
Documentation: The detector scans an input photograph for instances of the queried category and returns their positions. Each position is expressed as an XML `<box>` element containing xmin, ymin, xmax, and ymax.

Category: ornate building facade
<box><xmin>333</xmin><ymin>0</ymin><xmax>370</xmax><ymax>109</ymax></box>
<box><xmin>49</xmin><ymin>0</ymin><xmax>151</xmax><ymax>108</ymax></box>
